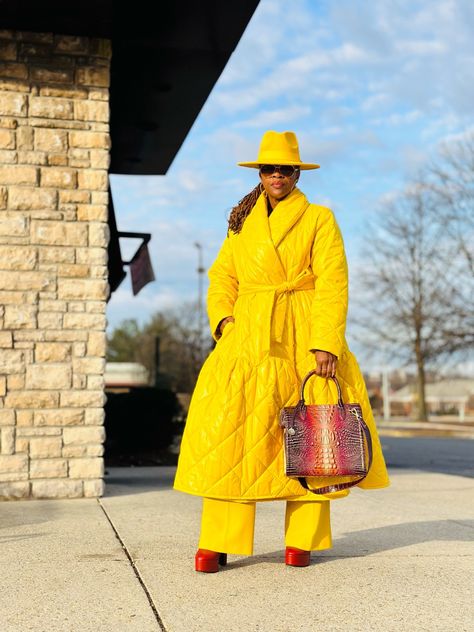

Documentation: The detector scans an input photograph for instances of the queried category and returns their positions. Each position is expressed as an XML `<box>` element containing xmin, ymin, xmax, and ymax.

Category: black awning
<box><xmin>0</xmin><ymin>0</ymin><xmax>259</xmax><ymax>174</ymax></box>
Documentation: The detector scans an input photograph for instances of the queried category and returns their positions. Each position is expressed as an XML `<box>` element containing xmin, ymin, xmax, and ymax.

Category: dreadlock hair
<box><xmin>227</xmin><ymin>183</ymin><xmax>264</xmax><ymax>235</ymax></box>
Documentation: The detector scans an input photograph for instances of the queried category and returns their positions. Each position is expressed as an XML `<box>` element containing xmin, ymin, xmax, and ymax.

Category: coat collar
<box><xmin>237</xmin><ymin>187</ymin><xmax>310</xmax><ymax>283</ymax></box>
<box><xmin>267</xmin><ymin>187</ymin><xmax>310</xmax><ymax>248</ymax></box>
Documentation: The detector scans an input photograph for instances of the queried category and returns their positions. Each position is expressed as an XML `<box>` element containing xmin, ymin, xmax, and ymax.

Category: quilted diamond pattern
<box><xmin>173</xmin><ymin>189</ymin><xmax>390</xmax><ymax>501</ymax></box>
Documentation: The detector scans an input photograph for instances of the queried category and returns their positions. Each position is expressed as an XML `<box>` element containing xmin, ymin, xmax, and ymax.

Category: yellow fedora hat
<box><xmin>238</xmin><ymin>130</ymin><xmax>320</xmax><ymax>170</ymax></box>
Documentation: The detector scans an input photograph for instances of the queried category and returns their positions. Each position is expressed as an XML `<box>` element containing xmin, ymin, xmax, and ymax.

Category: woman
<box><xmin>174</xmin><ymin>130</ymin><xmax>390</xmax><ymax>572</ymax></box>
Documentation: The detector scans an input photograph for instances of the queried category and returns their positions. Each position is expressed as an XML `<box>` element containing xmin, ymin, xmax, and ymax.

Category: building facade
<box><xmin>0</xmin><ymin>31</ymin><xmax>110</xmax><ymax>498</ymax></box>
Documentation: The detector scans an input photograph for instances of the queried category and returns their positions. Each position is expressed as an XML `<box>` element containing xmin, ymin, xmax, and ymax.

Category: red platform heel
<box><xmin>195</xmin><ymin>549</ymin><xmax>228</xmax><ymax>573</ymax></box>
<box><xmin>285</xmin><ymin>547</ymin><xmax>311</xmax><ymax>567</ymax></box>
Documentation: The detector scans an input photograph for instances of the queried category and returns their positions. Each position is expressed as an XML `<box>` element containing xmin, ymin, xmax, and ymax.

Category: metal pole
<box><xmin>194</xmin><ymin>242</ymin><xmax>205</xmax><ymax>358</ymax></box>
<box><xmin>154</xmin><ymin>336</ymin><xmax>161</xmax><ymax>387</ymax></box>
<box><xmin>382</xmin><ymin>367</ymin><xmax>390</xmax><ymax>421</ymax></box>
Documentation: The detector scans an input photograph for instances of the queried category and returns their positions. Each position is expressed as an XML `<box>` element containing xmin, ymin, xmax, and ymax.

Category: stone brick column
<box><xmin>0</xmin><ymin>31</ymin><xmax>111</xmax><ymax>499</ymax></box>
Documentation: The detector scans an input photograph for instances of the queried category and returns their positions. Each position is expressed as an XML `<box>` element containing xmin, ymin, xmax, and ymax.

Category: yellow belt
<box><xmin>239</xmin><ymin>269</ymin><xmax>315</xmax><ymax>352</ymax></box>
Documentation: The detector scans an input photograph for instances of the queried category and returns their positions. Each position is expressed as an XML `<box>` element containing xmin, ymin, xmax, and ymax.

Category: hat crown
<box><xmin>257</xmin><ymin>130</ymin><xmax>301</xmax><ymax>164</ymax></box>
<box><xmin>237</xmin><ymin>130</ymin><xmax>319</xmax><ymax>170</ymax></box>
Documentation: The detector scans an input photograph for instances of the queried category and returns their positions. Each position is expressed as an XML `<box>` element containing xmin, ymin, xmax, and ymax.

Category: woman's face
<box><xmin>259</xmin><ymin>165</ymin><xmax>300</xmax><ymax>208</ymax></box>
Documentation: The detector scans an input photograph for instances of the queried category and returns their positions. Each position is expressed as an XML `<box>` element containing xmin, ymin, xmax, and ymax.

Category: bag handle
<box><xmin>300</xmin><ymin>371</ymin><xmax>343</xmax><ymax>406</ymax></box>
<box><xmin>296</xmin><ymin>371</ymin><xmax>373</xmax><ymax>495</ymax></box>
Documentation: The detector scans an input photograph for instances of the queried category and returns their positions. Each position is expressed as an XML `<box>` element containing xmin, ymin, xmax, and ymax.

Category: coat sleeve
<box><xmin>309</xmin><ymin>207</ymin><xmax>348</xmax><ymax>358</ymax></box>
<box><xmin>207</xmin><ymin>233</ymin><xmax>239</xmax><ymax>341</ymax></box>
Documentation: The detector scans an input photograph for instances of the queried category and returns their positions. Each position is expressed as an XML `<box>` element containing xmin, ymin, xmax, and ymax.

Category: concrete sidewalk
<box><xmin>1</xmin><ymin>466</ymin><xmax>473</xmax><ymax>632</ymax></box>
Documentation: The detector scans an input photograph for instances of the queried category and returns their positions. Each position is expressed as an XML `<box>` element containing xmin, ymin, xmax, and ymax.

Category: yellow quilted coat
<box><xmin>174</xmin><ymin>188</ymin><xmax>390</xmax><ymax>501</ymax></box>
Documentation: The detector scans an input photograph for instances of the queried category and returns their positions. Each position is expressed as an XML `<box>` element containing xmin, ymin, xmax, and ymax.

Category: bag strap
<box><xmin>297</xmin><ymin>372</ymin><xmax>373</xmax><ymax>495</ymax></box>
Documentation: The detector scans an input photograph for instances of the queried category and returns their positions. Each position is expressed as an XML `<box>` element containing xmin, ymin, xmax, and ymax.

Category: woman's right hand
<box><xmin>219</xmin><ymin>316</ymin><xmax>235</xmax><ymax>336</ymax></box>
<box><xmin>313</xmin><ymin>350</ymin><xmax>338</xmax><ymax>377</ymax></box>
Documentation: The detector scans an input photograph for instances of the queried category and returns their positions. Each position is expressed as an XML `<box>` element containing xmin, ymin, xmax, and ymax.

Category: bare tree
<box><xmin>107</xmin><ymin>301</ymin><xmax>213</xmax><ymax>393</ymax></box>
<box><xmin>356</xmin><ymin>173</ymin><xmax>473</xmax><ymax>420</ymax></box>
<box><xmin>424</xmin><ymin>133</ymin><xmax>474</xmax><ymax>353</ymax></box>
<box><xmin>427</xmin><ymin>133</ymin><xmax>474</xmax><ymax>276</ymax></box>
<box><xmin>142</xmin><ymin>302</ymin><xmax>212</xmax><ymax>391</ymax></box>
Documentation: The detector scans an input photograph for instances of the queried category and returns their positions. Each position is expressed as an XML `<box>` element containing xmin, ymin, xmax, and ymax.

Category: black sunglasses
<box><xmin>259</xmin><ymin>164</ymin><xmax>299</xmax><ymax>177</ymax></box>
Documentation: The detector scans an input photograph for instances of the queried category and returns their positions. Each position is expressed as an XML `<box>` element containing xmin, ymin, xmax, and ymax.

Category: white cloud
<box><xmin>211</xmin><ymin>42</ymin><xmax>373</xmax><ymax>117</ymax></box>
<box><xmin>106</xmin><ymin>285</ymin><xmax>191</xmax><ymax>332</ymax></box>
<box><xmin>108</xmin><ymin>285</ymin><xmax>183</xmax><ymax>313</ymax></box>
<box><xmin>235</xmin><ymin>105</ymin><xmax>312</xmax><ymax>129</ymax></box>
<box><xmin>217</xmin><ymin>0</ymin><xmax>328</xmax><ymax>89</ymax></box>
<box><xmin>203</xmin><ymin>129</ymin><xmax>259</xmax><ymax>169</ymax></box>
<box><xmin>321</xmin><ymin>126</ymin><xmax>344</xmax><ymax>136</ymax></box>
<box><xmin>174</xmin><ymin>169</ymin><xmax>211</xmax><ymax>194</ymax></box>
<box><xmin>395</xmin><ymin>39</ymin><xmax>448</xmax><ymax>55</ymax></box>
<box><xmin>282</xmin><ymin>43</ymin><xmax>370</xmax><ymax>75</ymax></box>
<box><xmin>362</xmin><ymin>93</ymin><xmax>391</xmax><ymax>113</ymax></box>
<box><xmin>372</xmin><ymin>110</ymin><xmax>423</xmax><ymax>127</ymax></box>
<box><xmin>435</xmin><ymin>124</ymin><xmax>474</xmax><ymax>147</ymax></box>
<box><xmin>420</xmin><ymin>113</ymin><xmax>462</xmax><ymax>140</ymax></box>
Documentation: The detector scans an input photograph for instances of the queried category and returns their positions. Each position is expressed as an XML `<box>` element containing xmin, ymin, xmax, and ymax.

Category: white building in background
<box><xmin>104</xmin><ymin>363</ymin><xmax>149</xmax><ymax>390</ymax></box>
<box><xmin>391</xmin><ymin>379</ymin><xmax>474</xmax><ymax>421</ymax></box>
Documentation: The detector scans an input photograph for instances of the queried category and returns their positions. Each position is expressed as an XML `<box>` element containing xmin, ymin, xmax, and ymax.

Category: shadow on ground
<box><xmin>227</xmin><ymin>518</ymin><xmax>474</xmax><ymax>568</ymax></box>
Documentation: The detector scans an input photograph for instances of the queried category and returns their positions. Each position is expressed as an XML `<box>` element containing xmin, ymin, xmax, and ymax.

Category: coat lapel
<box><xmin>237</xmin><ymin>188</ymin><xmax>310</xmax><ymax>283</ymax></box>
<box><xmin>239</xmin><ymin>192</ymin><xmax>286</xmax><ymax>281</ymax></box>
<box><xmin>268</xmin><ymin>188</ymin><xmax>310</xmax><ymax>249</ymax></box>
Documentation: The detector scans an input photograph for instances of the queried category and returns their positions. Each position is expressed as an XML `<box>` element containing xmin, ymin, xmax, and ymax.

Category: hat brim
<box><xmin>237</xmin><ymin>161</ymin><xmax>320</xmax><ymax>170</ymax></box>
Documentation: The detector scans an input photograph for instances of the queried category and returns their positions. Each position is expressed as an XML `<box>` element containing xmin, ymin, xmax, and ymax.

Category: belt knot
<box><xmin>276</xmin><ymin>281</ymin><xmax>296</xmax><ymax>294</ymax></box>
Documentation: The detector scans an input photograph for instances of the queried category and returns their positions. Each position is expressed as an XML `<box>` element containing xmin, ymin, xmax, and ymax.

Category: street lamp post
<box><xmin>194</xmin><ymin>242</ymin><xmax>205</xmax><ymax>358</ymax></box>
<box><xmin>382</xmin><ymin>367</ymin><xmax>390</xmax><ymax>421</ymax></box>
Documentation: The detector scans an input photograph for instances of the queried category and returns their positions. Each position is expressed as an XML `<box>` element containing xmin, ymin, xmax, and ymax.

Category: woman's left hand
<box><xmin>313</xmin><ymin>350</ymin><xmax>338</xmax><ymax>377</ymax></box>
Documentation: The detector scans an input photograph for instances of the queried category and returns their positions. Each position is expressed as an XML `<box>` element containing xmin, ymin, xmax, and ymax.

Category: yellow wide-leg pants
<box><xmin>199</xmin><ymin>498</ymin><xmax>332</xmax><ymax>556</ymax></box>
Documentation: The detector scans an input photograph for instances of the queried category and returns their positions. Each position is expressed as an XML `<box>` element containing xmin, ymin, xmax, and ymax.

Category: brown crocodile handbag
<box><xmin>279</xmin><ymin>371</ymin><xmax>373</xmax><ymax>494</ymax></box>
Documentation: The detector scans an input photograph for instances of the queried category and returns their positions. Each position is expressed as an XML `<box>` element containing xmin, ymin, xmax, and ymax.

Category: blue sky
<box><xmin>108</xmin><ymin>0</ymin><xmax>474</xmax><ymax>353</ymax></box>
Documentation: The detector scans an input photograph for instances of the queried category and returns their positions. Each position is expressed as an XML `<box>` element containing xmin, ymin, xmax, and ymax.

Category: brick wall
<box><xmin>0</xmin><ymin>31</ymin><xmax>111</xmax><ymax>499</ymax></box>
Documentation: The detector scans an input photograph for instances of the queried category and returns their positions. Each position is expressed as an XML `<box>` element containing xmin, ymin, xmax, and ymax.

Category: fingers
<box><xmin>315</xmin><ymin>359</ymin><xmax>332</xmax><ymax>377</ymax></box>
<box><xmin>220</xmin><ymin>316</ymin><xmax>235</xmax><ymax>335</ymax></box>
<box><xmin>314</xmin><ymin>351</ymin><xmax>338</xmax><ymax>377</ymax></box>
<box><xmin>224</xmin><ymin>316</ymin><xmax>235</xmax><ymax>329</ymax></box>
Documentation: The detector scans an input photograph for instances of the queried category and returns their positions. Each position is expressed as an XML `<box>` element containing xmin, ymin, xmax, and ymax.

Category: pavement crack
<box><xmin>97</xmin><ymin>499</ymin><xmax>167</xmax><ymax>631</ymax></box>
